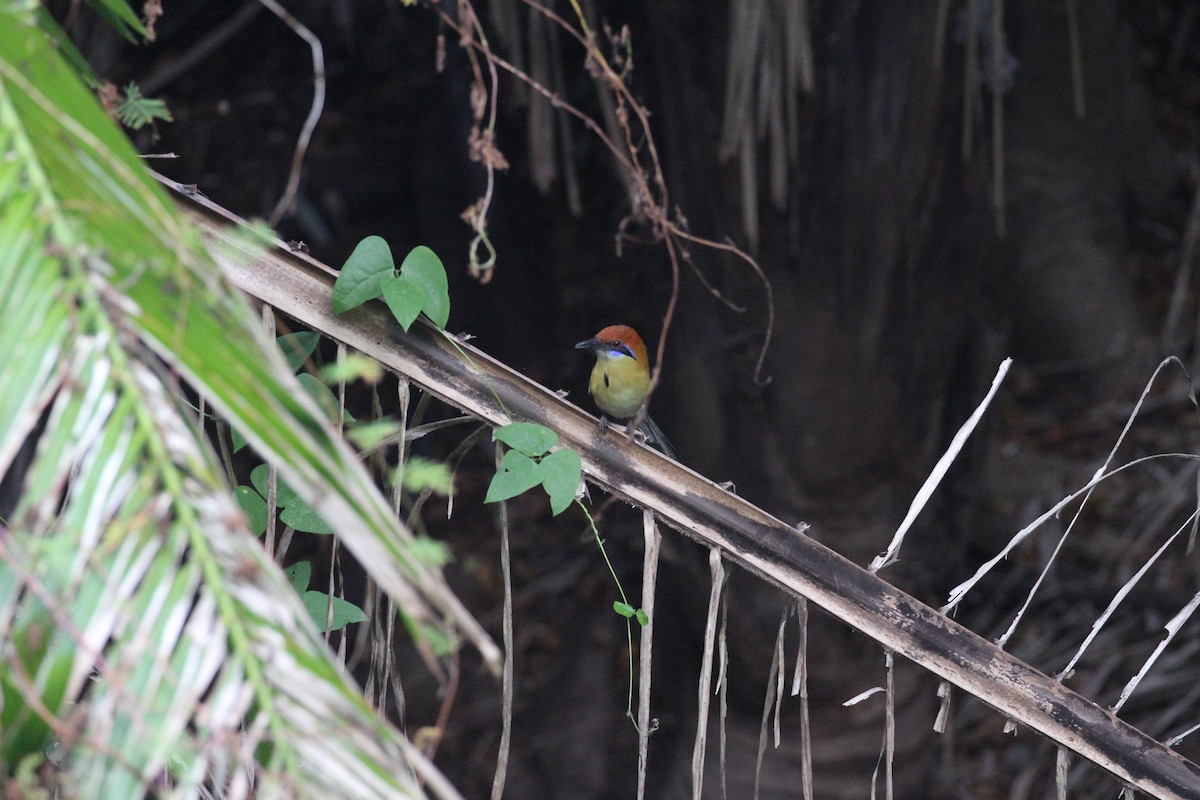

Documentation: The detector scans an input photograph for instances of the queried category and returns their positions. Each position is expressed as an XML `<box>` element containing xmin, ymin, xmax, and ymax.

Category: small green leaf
<box><xmin>278</xmin><ymin>332</ymin><xmax>321</xmax><ymax>372</ymax></box>
<box><xmin>332</xmin><ymin>235</ymin><xmax>394</xmax><ymax>313</ymax></box>
<box><xmin>538</xmin><ymin>448</ymin><xmax>581</xmax><ymax>516</ymax></box>
<box><xmin>399</xmin><ymin>245</ymin><xmax>450</xmax><ymax>329</ymax></box>
<box><xmin>635</xmin><ymin>609</ymin><xmax>649</xmax><ymax>627</ymax></box>
<box><xmin>231</xmin><ymin>427</ymin><xmax>248</xmax><ymax>453</ymax></box>
<box><xmin>484</xmin><ymin>452</ymin><xmax>542</xmax><ymax>503</ymax></box>
<box><xmin>380</xmin><ymin>274</ymin><xmax>425</xmax><ymax>331</ymax></box>
<box><xmin>493</xmin><ymin>422</ymin><xmax>558</xmax><ymax>457</ymax></box>
<box><xmin>296</xmin><ymin>373</ymin><xmax>353</xmax><ymax>422</ymax></box>
<box><xmin>319</xmin><ymin>353</ymin><xmax>383</xmax><ymax>385</ymax></box>
<box><xmin>613</xmin><ymin>602</ymin><xmax>635</xmax><ymax>618</ymax></box>
<box><xmin>115</xmin><ymin>82</ymin><xmax>172</xmax><ymax>130</ymax></box>
<box><xmin>249</xmin><ymin>463</ymin><xmax>300</xmax><ymax>508</ymax></box>
<box><xmin>418</xmin><ymin>623</ymin><xmax>460</xmax><ymax>657</ymax></box>
<box><xmin>411</xmin><ymin>536</ymin><xmax>453</xmax><ymax>567</ymax></box>
<box><xmin>250</xmin><ymin>464</ymin><xmax>268</xmax><ymax>497</ymax></box>
<box><xmin>242</xmin><ymin>219</ymin><xmax>278</xmax><ymax>249</ymax></box>
<box><xmin>345</xmin><ymin>419</ymin><xmax>404</xmax><ymax>452</ymax></box>
<box><xmin>302</xmin><ymin>591</ymin><xmax>367</xmax><ymax>632</ymax></box>
<box><xmin>280</xmin><ymin>495</ymin><xmax>334</xmax><ymax>534</ymax></box>
<box><xmin>234</xmin><ymin>486</ymin><xmax>267</xmax><ymax>535</ymax></box>
<box><xmin>399</xmin><ymin>457</ymin><xmax>453</xmax><ymax>495</ymax></box>
<box><xmin>285</xmin><ymin>561</ymin><xmax>312</xmax><ymax>592</ymax></box>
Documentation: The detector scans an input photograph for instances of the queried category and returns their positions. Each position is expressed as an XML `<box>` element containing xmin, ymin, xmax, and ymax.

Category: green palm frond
<box><xmin>0</xmin><ymin>7</ymin><xmax>479</xmax><ymax>797</ymax></box>
<box><xmin>82</xmin><ymin>0</ymin><xmax>145</xmax><ymax>42</ymax></box>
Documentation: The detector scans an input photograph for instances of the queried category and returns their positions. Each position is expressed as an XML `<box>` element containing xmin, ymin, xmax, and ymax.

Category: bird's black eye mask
<box><xmin>606</xmin><ymin>342</ymin><xmax>637</xmax><ymax>360</ymax></box>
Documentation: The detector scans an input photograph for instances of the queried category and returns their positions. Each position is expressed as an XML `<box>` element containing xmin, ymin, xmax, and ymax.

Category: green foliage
<box><xmin>297</xmin><ymin>372</ymin><xmax>354</xmax><ymax>422</ymax></box>
<box><xmin>486</xmin><ymin>450</ymin><xmax>545</xmax><ymax>503</ymax></box>
<box><xmin>398</xmin><ymin>456</ymin><xmax>454</xmax><ymax>495</ymax></box>
<box><xmin>410</xmin><ymin>535</ymin><xmax>453</xmax><ymax>567</ymax></box>
<box><xmin>234</xmin><ymin>483</ymin><xmax>268</xmax><ymax>534</ymax></box>
<box><xmin>237</xmin><ymin>463</ymin><xmax>334</xmax><ymax>535</ymax></box>
<box><xmin>383</xmin><ymin>246</ymin><xmax>450</xmax><ymax>330</ymax></box>
<box><xmin>82</xmin><ymin>0</ymin><xmax>145</xmax><ymax>42</ymax></box>
<box><xmin>612</xmin><ymin>601</ymin><xmax>651</xmax><ymax>629</ymax></box>
<box><xmin>234</xmin><ymin>331</ymin><xmax>324</xmax><ymax>452</ymax></box>
<box><xmin>331</xmin><ymin>236</ymin><xmax>391</xmax><ymax>313</ymax></box>
<box><xmin>33</xmin><ymin>7</ymin><xmax>94</xmax><ymax>85</ymax></box>
<box><xmin>0</xmin><ymin>538</ymin><xmax>76</xmax><ymax>769</ymax></box>
<box><xmin>278</xmin><ymin>331</ymin><xmax>322</xmax><ymax>371</ymax></box>
<box><xmin>302</xmin><ymin>591</ymin><xmax>368</xmax><ymax>632</ymax></box>
<box><xmin>539</xmin><ymin>449</ymin><xmax>584</xmax><ymax>515</ymax></box>
<box><xmin>285</xmin><ymin>560</ymin><xmax>313</xmax><ymax>591</ymax></box>
<box><xmin>250</xmin><ymin>462</ymin><xmax>301</xmax><ymax>508</ymax></box>
<box><xmin>320</xmin><ymin>352</ymin><xmax>384</xmax><ymax>385</ymax></box>
<box><xmin>0</xmin><ymin>6</ymin><xmax>472</xmax><ymax>795</ymax></box>
<box><xmin>344</xmin><ymin>418</ymin><xmax>404</xmax><ymax>452</ymax></box>
<box><xmin>280</xmin><ymin>495</ymin><xmax>335</xmax><ymax>534</ymax></box>
<box><xmin>485</xmin><ymin>422</ymin><xmax>582</xmax><ymax>516</ymax></box>
<box><xmin>494</xmin><ymin>421</ymin><xmax>558</xmax><ymax>454</ymax></box>
<box><xmin>286</xmin><ymin>562</ymin><xmax>368</xmax><ymax>633</ymax></box>
<box><xmin>332</xmin><ymin>238</ymin><xmax>450</xmax><ymax>330</ymax></box>
<box><xmin>115</xmin><ymin>82</ymin><xmax>171</xmax><ymax>129</ymax></box>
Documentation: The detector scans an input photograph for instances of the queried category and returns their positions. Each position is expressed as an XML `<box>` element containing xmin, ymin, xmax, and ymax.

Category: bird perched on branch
<box><xmin>575</xmin><ymin>324</ymin><xmax>677</xmax><ymax>460</ymax></box>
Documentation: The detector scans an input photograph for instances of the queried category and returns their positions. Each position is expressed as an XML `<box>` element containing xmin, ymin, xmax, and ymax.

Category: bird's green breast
<box><xmin>589</xmin><ymin>355</ymin><xmax>650</xmax><ymax>419</ymax></box>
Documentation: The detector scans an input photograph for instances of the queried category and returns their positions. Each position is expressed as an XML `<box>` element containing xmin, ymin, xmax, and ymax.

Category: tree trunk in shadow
<box><xmin>633</xmin><ymin>0</ymin><xmax>1156</xmax><ymax>796</ymax></box>
<box><xmin>1005</xmin><ymin>0</ymin><xmax>1153</xmax><ymax>397</ymax></box>
<box><xmin>642</xmin><ymin>2</ymin><xmax>987</xmax><ymax>796</ymax></box>
<box><xmin>638</xmin><ymin>0</ymin><xmax>1170</xmax><ymax>793</ymax></box>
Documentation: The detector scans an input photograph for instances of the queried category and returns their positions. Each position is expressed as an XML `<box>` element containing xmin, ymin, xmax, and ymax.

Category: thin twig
<box><xmin>1056</xmin><ymin>746</ymin><xmax>1070</xmax><ymax>800</ymax></box>
<box><xmin>984</xmin><ymin>358</ymin><xmax>1191</xmax><ymax>641</ymax></box>
<box><xmin>1113</xmin><ymin>582</ymin><xmax>1200</xmax><ymax>714</ymax></box>
<box><xmin>754</xmin><ymin>605</ymin><xmax>790</xmax><ymax>799</ymax></box>
<box><xmin>718</xmin><ymin>575</ymin><xmax>730</xmax><ymax>800</ymax></box>
<box><xmin>440</xmin><ymin>0</ymin><xmax>776</xmax><ymax>390</ymax></box>
<box><xmin>871</xmin><ymin>358</ymin><xmax>1011</xmax><ymax>572</ymax></box>
<box><xmin>795</xmin><ymin>598</ymin><xmax>812</xmax><ymax>800</ymax></box>
<box><xmin>636</xmin><ymin>510</ymin><xmax>662</xmax><ymax>800</ymax></box>
<box><xmin>490</xmin><ymin>443</ymin><xmax>514</xmax><ymax>800</ymax></box>
<box><xmin>692</xmin><ymin>547</ymin><xmax>725</xmax><ymax>799</ymax></box>
<box><xmin>885</xmin><ymin>650</ymin><xmax>895</xmax><ymax>800</ymax></box>
<box><xmin>258</xmin><ymin>0</ymin><xmax>326</xmax><ymax>227</ymax></box>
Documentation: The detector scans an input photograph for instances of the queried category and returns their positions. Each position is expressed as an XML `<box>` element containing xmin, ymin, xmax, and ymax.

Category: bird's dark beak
<box><xmin>575</xmin><ymin>337</ymin><xmax>601</xmax><ymax>351</ymax></box>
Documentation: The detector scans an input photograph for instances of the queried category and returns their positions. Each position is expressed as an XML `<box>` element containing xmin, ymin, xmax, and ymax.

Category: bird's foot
<box><xmin>597</xmin><ymin>415</ymin><xmax>643</xmax><ymax>445</ymax></box>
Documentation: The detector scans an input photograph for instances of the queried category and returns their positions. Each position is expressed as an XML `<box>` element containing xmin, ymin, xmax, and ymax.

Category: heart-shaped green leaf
<box><xmin>380</xmin><ymin>274</ymin><xmax>425</xmax><ymax>332</ymax></box>
<box><xmin>484</xmin><ymin>451</ymin><xmax>542</xmax><ymax>503</ymax></box>
<box><xmin>302</xmin><ymin>591</ymin><xmax>368</xmax><ymax>632</ymax></box>
<box><xmin>538</xmin><ymin>448</ymin><xmax>581</xmax><ymax>516</ymax></box>
<box><xmin>399</xmin><ymin>245</ymin><xmax>450</xmax><ymax>329</ymax></box>
<box><xmin>493</xmin><ymin>422</ymin><xmax>558</xmax><ymax>457</ymax></box>
<box><xmin>332</xmin><ymin>235</ymin><xmax>393</xmax><ymax>313</ymax></box>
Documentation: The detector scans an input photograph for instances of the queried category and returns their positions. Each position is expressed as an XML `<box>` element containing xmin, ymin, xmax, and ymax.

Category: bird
<box><xmin>575</xmin><ymin>324</ymin><xmax>677</xmax><ymax>459</ymax></box>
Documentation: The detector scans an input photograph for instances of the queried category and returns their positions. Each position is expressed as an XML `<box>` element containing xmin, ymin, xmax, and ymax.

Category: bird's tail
<box><xmin>640</xmin><ymin>415</ymin><xmax>679</xmax><ymax>461</ymax></box>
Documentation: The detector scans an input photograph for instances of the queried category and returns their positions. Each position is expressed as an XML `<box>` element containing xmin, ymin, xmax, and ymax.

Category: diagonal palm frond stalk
<box><xmin>0</xmin><ymin>7</ymin><xmax>486</xmax><ymax>798</ymax></box>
